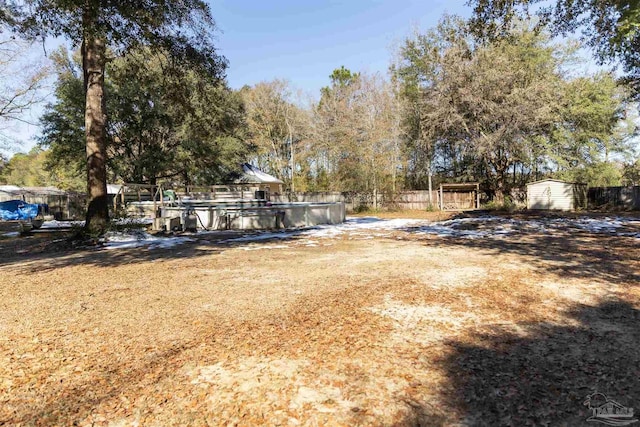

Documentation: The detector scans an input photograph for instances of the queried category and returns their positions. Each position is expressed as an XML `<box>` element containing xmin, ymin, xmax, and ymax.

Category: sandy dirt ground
<box><xmin>0</xmin><ymin>211</ymin><xmax>639</xmax><ymax>426</ymax></box>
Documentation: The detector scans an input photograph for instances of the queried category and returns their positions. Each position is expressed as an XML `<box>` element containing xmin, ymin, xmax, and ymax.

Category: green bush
<box><xmin>484</xmin><ymin>196</ymin><xmax>518</xmax><ymax>212</ymax></box>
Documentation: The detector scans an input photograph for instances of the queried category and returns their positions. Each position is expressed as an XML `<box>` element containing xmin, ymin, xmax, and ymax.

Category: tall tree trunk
<box><xmin>494</xmin><ymin>168</ymin><xmax>507</xmax><ymax>203</ymax></box>
<box><xmin>427</xmin><ymin>159</ymin><xmax>433</xmax><ymax>207</ymax></box>
<box><xmin>82</xmin><ymin>33</ymin><xmax>109</xmax><ymax>233</ymax></box>
<box><xmin>290</xmin><ymin>137</ymin><xmax>295</xmax><ymax>193</ymax></box>
<box><xmin>284</xmin><ymin>115</ymin><xmax>295</xmax><ymax>193</ymax></box>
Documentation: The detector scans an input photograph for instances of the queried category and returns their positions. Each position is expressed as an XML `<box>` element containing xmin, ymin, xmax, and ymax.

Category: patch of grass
<box><xmin>351</xmin><ymin>206</ymin><xmax>382</xmax><ymax>215</ymax></box>
<box><xmin>425</xmin><ymin>203</ymin><xmax>438</xmax><ymax>212</ymax></box>
<box><xmin>483</xmin><ymin>196</ymin><xmax>522</xmax><ymax>212</ymax></box>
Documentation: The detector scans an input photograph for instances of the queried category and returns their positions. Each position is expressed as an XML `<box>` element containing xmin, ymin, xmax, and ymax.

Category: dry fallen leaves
<box><xmin>0</xmin><ymin>212</ymin><xmax>638</xmax><ymax>426</ymax></box>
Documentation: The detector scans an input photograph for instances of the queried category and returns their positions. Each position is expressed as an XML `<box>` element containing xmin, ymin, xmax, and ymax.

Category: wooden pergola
<box><xmin>438</xmin><ymin>183</ymin><xmax>481</xmax><ymax>211</ymax></box>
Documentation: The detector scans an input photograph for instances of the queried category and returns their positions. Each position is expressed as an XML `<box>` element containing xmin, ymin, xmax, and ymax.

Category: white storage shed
<box><xmin>526</xmin><ymin>179</ymin><xmax>587</xmax><ymax>211</ymax></box>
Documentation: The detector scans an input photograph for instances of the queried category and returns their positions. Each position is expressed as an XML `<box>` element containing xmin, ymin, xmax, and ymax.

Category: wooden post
<box><xmin>305</xmin><ymin>204</ymin><xmax>309</xmax><ymax>227</ymax></box>
<box><xmin>439</xmin><ymin>184</ymin><xmax>443</xmax><ymax>211</ymax></box>
<box><xmin>373</xmin><ymin>188</ymin><xmax>378</xmax><ymax>211</ymax></box>
<box><xmin>476</xmin><ymin>183</ymin><xmax>480</xmax><ymax>209</ymax></box>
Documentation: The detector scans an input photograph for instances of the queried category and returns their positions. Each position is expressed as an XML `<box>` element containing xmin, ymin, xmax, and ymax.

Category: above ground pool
<box><xmin>126</xmin><ymin>199</ymin><xmax>346</xmax><ymax>231</ymax></box>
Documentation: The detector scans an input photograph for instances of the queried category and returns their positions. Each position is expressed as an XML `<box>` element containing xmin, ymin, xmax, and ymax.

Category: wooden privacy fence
<box><xmin>275</xmin><ymin>189</ymin><xmax>478</xmax><ymax>212</ymax></box>
<box><xmin>109</xmin><ymin>184</ymin><xmax>484</xmax><ymax>215</ymax></box>
<box><xmin>391</xmin><ymin>191</ymin><xmax>440</xmax><ymax>210</ymax></box>
<box><xmin>588</xmin><ymin>186</ymin><xmax>640</xmax><ymax>210</ymax></box>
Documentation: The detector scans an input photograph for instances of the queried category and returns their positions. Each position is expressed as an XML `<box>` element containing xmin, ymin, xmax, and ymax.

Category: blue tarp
<box><xmin>0</xmin><ymin>200</ymin><xmax>40</xmax><ymax>221</ymax></box>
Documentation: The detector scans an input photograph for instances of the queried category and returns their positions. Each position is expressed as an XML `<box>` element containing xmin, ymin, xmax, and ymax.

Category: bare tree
<box><xmin>0</xmin><ymin>35</ymin><xmax>49</xmax><ymax>134</ymax></box>
<box><xmin>312</xmin><ymin>68</ymin><xmax>403</xmax><ymax>201</ymax></box>
<box><xmin>241</xmin><ymin>80</ymin><xmax>310</xmax><ymax>192</ymax></box>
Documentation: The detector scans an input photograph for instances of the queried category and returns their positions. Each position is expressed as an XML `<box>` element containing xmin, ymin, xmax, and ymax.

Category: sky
<box><xmin>209</xmin><ymin>0</ymin><xmax>471</xmax><ymax>94</ymax></box>
<box><xmin>2</xmin><ymin>0</ymin><xmax>474</xmax><ymax>156</ymax></box>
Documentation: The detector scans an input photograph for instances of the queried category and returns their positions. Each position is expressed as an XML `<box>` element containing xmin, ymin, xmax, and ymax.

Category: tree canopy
<box><xmin>40</xmin><ymin>47</ymin><xmax>249</xmax><ymax>188</ymax></box>
<box><xmin>393</xmin><ymin>17</ymin><xmax>630</xmax><ymax>200</ymax></box>
<box><xmin>240</xmin><ymin>80</ymin><xmax>308</xmax><ymax>192</ymax></box>
<box><xmin>1</xmin><ymin>0</ymin><xmax>225</xmax><ymax>76</ymax></box>
<box><xmin>468</xmin><ymin>0</ymin><xmax>640</xmax><ymax>92</ymax></box>
<box><xmin>314</xmin><ymin>69</ymin><xmax>401</xmax><ymax>197</ymax></box>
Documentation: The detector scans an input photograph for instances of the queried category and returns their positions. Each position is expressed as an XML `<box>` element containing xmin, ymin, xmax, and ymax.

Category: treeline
<box><xmin>245</xmin><ymin>18</ymin><xmax>639</xmax><ymax>202</ymax></box>
<box><xmin>2</xmin><ymin>17</ymin><xmax>639</xmax><ymax>201</ymax></box>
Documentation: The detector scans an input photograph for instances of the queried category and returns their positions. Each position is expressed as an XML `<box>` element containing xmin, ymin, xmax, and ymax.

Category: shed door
<box><xmin>529</xmin><ymin>184</ymin><xmax>552</xmax><ymax>209</ymax></box>
<box><xmin>542</xmin><ymin>185</ymin><xmax>551</xmax><ymax>209</ymax></box>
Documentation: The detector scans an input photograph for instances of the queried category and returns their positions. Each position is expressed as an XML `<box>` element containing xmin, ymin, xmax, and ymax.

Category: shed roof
<box><xmin>21</xmin><ymin>186</ymin><xmax>67</xmax><ymax>195</ymax></box>
<box><xmin>0</xmin><ymin>185</ymin><xmax>67</xmax><ymax>195</ymax></box>
<box><xmin>0</xmin><ymin>185</ymin><xmax>22</xmax><ymax>193</ymax></box>
<box><xmin>107</xmin><ymin>184</ymin><xmax>123</xmax><ymax>195</ymax></box>
<box><xmin>526</xmin><ymin>179</ymin><xmax>587</xmax><ymax>186</ymax></box>
<box><xmin>439</xmin><ymin>182</ymin><xmax>480</xmax><ymax>190</ymax></box>
<box><xmin>234</xmin><ymin>163</ymin><xmax>283</xmax><ymax>184</ymax></box>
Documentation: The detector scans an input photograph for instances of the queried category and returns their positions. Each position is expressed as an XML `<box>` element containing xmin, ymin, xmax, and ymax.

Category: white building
<box><xmin>234</xmin><ymin>163</ymin><xmax>284</xmax><ymax>196</ymax></box>
<box><xmin>526</xmin><ymin>179</ymin><xmax>587</xmax><ymax>211</ymax></box>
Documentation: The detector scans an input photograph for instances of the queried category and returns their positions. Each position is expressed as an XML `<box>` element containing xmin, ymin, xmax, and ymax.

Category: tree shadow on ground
<box><xmin>0</xmin><ymin>217</ymin><xmax>389</xmax><ymax>272</ymax></box>
<box><xmin>0</xmin><ymin>223</ymin><xmax>349</xmax><ymax>272</ymax></box>
<box><xmin>400</xmin><ymin>212</ymin><xmax>640</xmax><ymax>286</ymax></box>
<box><xmin>400</xmin><ymin>298</ymin><xmax>640</xmax><ymax>426</ymax></box>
